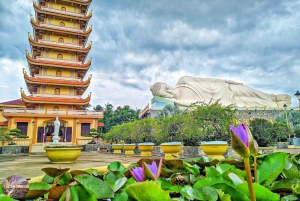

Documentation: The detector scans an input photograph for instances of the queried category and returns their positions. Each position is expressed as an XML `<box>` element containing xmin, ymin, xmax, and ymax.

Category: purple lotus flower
<box><xmin>230</xmin><ymin>123</ymin><xmax>254</xmax><ymax>158</ymax></box>
<box><xmin>230</xmin><ymin>124</ymin><xmax>249</xmax><ymax>148</ymax></box>
<box><xmin>130</xmin><ymin>158</ymin><xmax>163</xmax><ymax>182</ymax></box>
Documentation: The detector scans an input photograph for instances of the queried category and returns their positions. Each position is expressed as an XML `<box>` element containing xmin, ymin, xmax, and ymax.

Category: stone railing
<box><xmin>38</xmin><ymin>39</ymin><xmax>84</xmax><ymax>49</ymax></box>
<box><xmin>34</xmin><ymin>74</ymin><xmax>82</xmax><ymax>82</ymax></box>
<box><xmin>32</xmin><ymin>92</ymin><xmax>81</xmax><ymax>99</ymax></box>
<box><xmin>36</xmin><ymin>56</ymin><xmax>82</xmax><ymax>65</ymax></box>
<box><xmin>3</xmin><ymin>108</ymin><xmax>103</xmax><ymax>117</ymax></box>
<box><xmin>40</xmin><ymin>22</ymin><xmax>84</xmax><ymax>32</ymax></box>
<box><xmin>1</xmin><ymin>138</ymin><xmax>32</xmax><ymax>147</ymax></box>
<box><xmin>41</xmin><ymin>6</ymin><xmax>85</xmax><ymax>17</ymax></box>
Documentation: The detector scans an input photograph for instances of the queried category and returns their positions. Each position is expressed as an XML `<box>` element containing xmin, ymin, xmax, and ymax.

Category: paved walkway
<box><xmin>0</xmin><ymin>148</ymin><xmax>299</xmax><ymax>182</ymax></box>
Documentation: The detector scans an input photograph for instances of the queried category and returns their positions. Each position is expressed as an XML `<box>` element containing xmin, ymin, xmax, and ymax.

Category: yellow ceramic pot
<box><xmin>123</xmin><ymin>144</ymin><xmax>136</xmax><ymax>155</ymax></box>
<box><xmin>138</xmin><ymin>143</ymin><xmax>154</xmax><ymax>156</ymax></box>
<box><xmin>160</xmin><ymin>142</ymin><xmax>182</xmax><ymax>159</ymax></box>
<box><xmin>44</xmin><ymin>147</ymin><xmax>83</xmax><ymax>163</ymax></box>
<box><xmin>112</xmin><ymin>144</ymin><xmax>123</xmax><ymax>154</ymax></box>
<box><xmin>201</xmin><ymin>141</ymin><xmax>228</xmax><ymax>160</ymax></box>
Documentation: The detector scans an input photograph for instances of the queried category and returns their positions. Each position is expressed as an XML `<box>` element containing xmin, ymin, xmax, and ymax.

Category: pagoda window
<box><xmin>72</xmin><ymin>38</ymin><xmax>76</xmax><ymax>44</ymax></box>
<box><xmin>57</xmin><ymin>54</ymin><xmax>63</xmax><ymax>60</ymax></box>
<box><xmin>61</xmin><ymin>7</ymin><xmax>66</xmax><ymax>11</ymax></box>
<box><xmin>81</xmin><ymin>123</ymin><xmax>90</xmax><ymax>136</ymax></box>
<box><xmin>43</xmin><ymin>68</ymin><xmax>47</xmax><ymax>75</ymax></box>
<box><xmin>54</xmin><ymin>88</ymin><xmax>60</xmax><ymax>95</ymax></box>
<box><xmin>58</xmin><ymin>37</ymin><xmax>64</xmax><ymax>43</ymax></box>
<box><xmin>68</xmin><ymin>106</ymin><xmax>72</xmax><ymax>110</ymax></box>
<box><xmin>56</xmin><ymin>70</ymin><xmax>62</xmax><ymax>77</ymax></box>
<box><xmin>69</xmin><ymin>88</ymin><xmax>73</xmax><ymax>95</ymax></box>
<box><xmin>49</xmin><ymin>2</ymin><xmax>53</xmax><ymax>8</ymax></box>
<box><xmin>73</xmin><ymin>22</ymin><xmax>77</xmax><ymax>28</ymax></box>
<box><xmin>45</xmin><ymin>51</ymin><xmax>49</xmax><ymax>57</ymax></box>
<box><xmin>71</xmin><ymin>54</ymin><xmax>75</xmax><ymax>61</ymax></box>
<box><xmin>70</xmin><ymin>70</ymin><xmax>74</xmax><ymax>77</ymax></box>
<box><xmin>46</xmin><ymin>34</ymin><xmax>50</xmax><ymax>40</ymax></box>
<box><xmin>74</xmin><ymin>7</ymin><xmax>78</xmax><ymax>13</ymax></box>
<box><xmin>59</xmin><ymin>22</ymin><xmax>65</xmax><ymax>27</ymax></box>
<box><xmin>17</xmin><ymin>122</ymin><xmax>28</xmax><ymax>135</ymax></box>
<box><xmin>53</xmin><ymin>106</ymin><xmax>59</xmax><ymax>111</ymax></box>
<box><xmin>40</xmin><ymin>104</ymin><xmax>44</xmax><ymax>110</ymax></box>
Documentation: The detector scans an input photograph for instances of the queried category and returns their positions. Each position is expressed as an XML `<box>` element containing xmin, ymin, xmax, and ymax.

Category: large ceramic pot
<box><xmin>123</xmin><ymin>144</ymin><xmax>136</xmax><ymax>155</ymax></box>
<box><xmin>112</xmin><ymin>144</ymin><xmax>123</xmax><ymax>154</ymax></box>
<box><xmin>160</xmin><ymin>142</ymin><xmax>182</xmax><ymax>159</ymax></box>
<box><xmin>138</xmin><ymin>142</ymin><xmax>154</xmax><ymax>156</ymax></box>
<box><xmin>44</xmin><ymin>147</ymin><xmax>83</xmax><ymax>163</ymax></box>
<box><xmin>201</xmin><ymin>141</ymin><xmax>228</xmax><ymax>160</ymax></box>
<box><xmin>292</xmin><ymin>138</ymin><xmax>300</xmax><ymax>146</ymax></box>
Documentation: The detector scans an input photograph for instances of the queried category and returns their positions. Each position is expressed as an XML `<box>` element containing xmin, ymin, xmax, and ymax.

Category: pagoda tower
<box><xmin>2</xmin><ymin>0</ymin><xmax>103</xmax><ymax>147</ymax></box>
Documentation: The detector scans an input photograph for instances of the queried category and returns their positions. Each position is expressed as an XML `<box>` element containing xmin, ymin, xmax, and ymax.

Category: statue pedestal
<box><xmin>52</xmin><ymin>136</ymin><xmax>61</xmax><ymax>143</ymax></box>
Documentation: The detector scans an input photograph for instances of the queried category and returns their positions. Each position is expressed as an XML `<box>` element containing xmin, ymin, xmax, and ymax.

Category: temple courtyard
<box><xmin>1</xmin><ymin>148</ymin><xmax>300</xmax><ymax>183</ymax></box>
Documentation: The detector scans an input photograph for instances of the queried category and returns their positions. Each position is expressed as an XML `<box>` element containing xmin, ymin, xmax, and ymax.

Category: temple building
<box><xmin>1</xmin><ymin>0</ymin><xmax>103</xmax><ymax>147</ymax></box>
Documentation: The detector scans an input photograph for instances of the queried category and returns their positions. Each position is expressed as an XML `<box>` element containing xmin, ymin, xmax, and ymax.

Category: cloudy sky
<box><xmin>0</xmin><ymin>0</ymin><xmax>299</xmax><ymax>110</ymax></box>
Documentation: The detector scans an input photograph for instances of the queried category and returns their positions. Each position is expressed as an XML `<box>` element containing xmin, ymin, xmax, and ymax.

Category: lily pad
<box><xmin>108</xmin><ymin>161</ymin><xmax>127</xmax><ymax>173</ymax></box>
<box><xmin>187</xmin><ymin>186</ymin><xmax>218</xmax><ymax>201</ymax></box>
<box><xmin>194</xmin><ymin>176</ymin><xmax>233</xmax><ymax>189</ymax></box>
<box><xmin>48</xmin><ymin>185</ymin><xmax>68</xmax><ymax>200</ymax></box>
<box><xmin>126</xmin><ymin>180</ymin><xmax>173</xmax><ymax>201</ymax></box>
<box><xmin>205</xmin><ymin>167</ymin><xmax>221</xmax><ymax>177</ymax></box>
<box><xmin>257</xmin><ymin>152</ymin><xmax>288</xmax><ymax>186</ymax></box>
<box><xmin>213</xmin><ymin>183</ymin><xmax>250</xmax><ymax>201</ymax></box>
<box><xmin>41</xmin><ymin>167</ymin><xmax>70</xmax><ymax>178</ymax></box>
<box><xmin>237</xmin><ymin>182</ymin><xmax>280</xmax><ymax>201</ymax></box>
<box><xmin>75</xmin><ymin>174</ymin><xmax>114</xmax><ymax>199</ymax></box>
<box><xmin>23</xmin><ymin>182</ymin><xmax>51</xmax><ymax>199</ymax></box>
<box><xmin>69</xmin><ymin>185</ymin><xmax>97</xmax><ymax>201</ymax></box>
<box><xmin>268</xmin><ymin>178</ymin><xmax>300</xmax><ymax>192</ymax></box>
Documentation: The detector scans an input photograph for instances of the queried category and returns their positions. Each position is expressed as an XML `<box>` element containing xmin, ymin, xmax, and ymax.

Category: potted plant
<box><xmin>183</xmin><ymin>102</ymin><xmax>235</xmax><ymax>159</ymax></box>
<box><xmin>44</xmin><ymin>145</ymin><xmax>83</xmax><ymax>163</ymax></box>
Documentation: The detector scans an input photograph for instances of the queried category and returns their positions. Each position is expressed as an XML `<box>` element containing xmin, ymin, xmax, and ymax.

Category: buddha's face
<box><xmin>150</xmin><ymin>82</ymin><xmax>175</xmax><ymax>98</ymax></box>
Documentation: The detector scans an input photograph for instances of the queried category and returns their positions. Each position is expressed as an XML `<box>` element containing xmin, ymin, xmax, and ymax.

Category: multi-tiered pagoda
<box><xmin>2</xmin><ymin>0</ymin><xmax>103</xmax><ymax>146</ymax></box>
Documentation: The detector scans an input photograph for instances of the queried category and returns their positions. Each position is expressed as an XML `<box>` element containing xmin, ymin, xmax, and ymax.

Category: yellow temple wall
<box><xmin>45</xmin><ymin>68</ymin><xmax>73</xmax><ymax>77</ymax></box>
<box><xmin>47</xmin><ymin>35</ymin><xmax>76</xmax><ymax>44</ymax></box>
<box><xmin>44</xmin><ymin>105</ymin><xmax>69</xmax><ymax>110</ymax></box>
<box><xmin>46</xmin><ymin>18</ymin><xmax>79</xmax><ymax>29</ymax></box>
<box><xmin>0</xmin><ymin>110</ymin><xmax>7</xmax><ymax>122</ymax></box>
<box><xmin>43</xmin><ymin>51</ymin><xmax>74</xmax><ymax>60</ymax></box>
<box><xmin>47</xmin><ymin>2</ymin><xmax>81</xmax><ymax>13</ymax></box>
<box><xmin>45</xmin><ymin>86</ymin><xmax>70</xmax><ymax>94</ymax></box>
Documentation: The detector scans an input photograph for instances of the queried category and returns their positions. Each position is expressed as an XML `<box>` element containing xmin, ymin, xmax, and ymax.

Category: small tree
<box><xmin>0</xmin><ymin>127</ymin><xmax>10</xmax><ymax>143</ymax></box>
<box><xmin>182</xmin><ymin>101</ymin><xmax>236</xmax><ymax>144</ymax></box>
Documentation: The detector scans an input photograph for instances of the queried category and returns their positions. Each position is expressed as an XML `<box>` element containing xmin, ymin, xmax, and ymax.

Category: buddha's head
<box><xmin>150</xmin><ymin>82</ymin><xmax>175</xmax><ymax>98</ymax></box>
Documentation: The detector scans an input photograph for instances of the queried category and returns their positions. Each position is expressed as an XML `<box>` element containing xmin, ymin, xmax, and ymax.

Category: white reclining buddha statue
<box><xmin>150</xmin><ymin>76</ymin><xmax>291</xmax><ymax>107</ymax></box>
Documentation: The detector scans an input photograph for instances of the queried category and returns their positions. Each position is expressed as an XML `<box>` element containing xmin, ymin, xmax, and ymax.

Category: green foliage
<box><xmin>182</xmin><ymin>101</ymin><xmax>236</xmax><ymax>144</ymax></box>
<box><xmin>97</xmin><ymin>103</ymin><xmax>140</xmax><ymax>134</ymax></box>
<box><xmin>0</xmin><ymin>127</ymin><xmax>9</xmax><ymax>141</ymax></box>
<box><xmin>277</xmin><ymin>111</ymin><xmax>300</xmax><ymax>137</ymax></box>
<box><xmin>250</xmin><ymin>119</ymin><xmax>289</xmax><ymax>146</ymax></box>
<box><xmin>2</xmin><ymin>152</ymin><xmax>300</xmax><ymax>200</ymax></box>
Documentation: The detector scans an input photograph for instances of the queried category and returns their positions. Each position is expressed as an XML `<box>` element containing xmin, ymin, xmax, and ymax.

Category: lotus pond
<box><xmin>1</xmin><ymin>152</ymin><xmax>300</xmax><ymax>201</ymax></box>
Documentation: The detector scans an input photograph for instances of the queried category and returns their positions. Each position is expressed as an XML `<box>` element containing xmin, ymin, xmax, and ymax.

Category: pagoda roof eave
<box><xmin>29</xmin><ymin>37</ymin><xmax>91</xmax><ymax>53</ymax></box>
<box><xmin>33</xmin><ymin>3</ymin><xmax>92</xmax><ymax>21</ymax></box>
<box><xmin>24</xmin><ymin>73</ymin><xmax>92</xmax><ymax>87</ymax></box>
<box><xmin>21</xmin><ymin>93</ymin><xmax>91</xmax><ymax>105</ymax></box>
<box><xmin>26</xmin><ymin>53</ymin><xmax>92</xmax><ymax>69</ymax></box>
<box><xmin>60</xmin><ymin>0</ymin><xmax>92</xmax><ymax>6</ymax></box>
<box><xmin>31</xmin><ymin>19</ymin><xmax>92</xmax><ymax>37</ymax></box>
